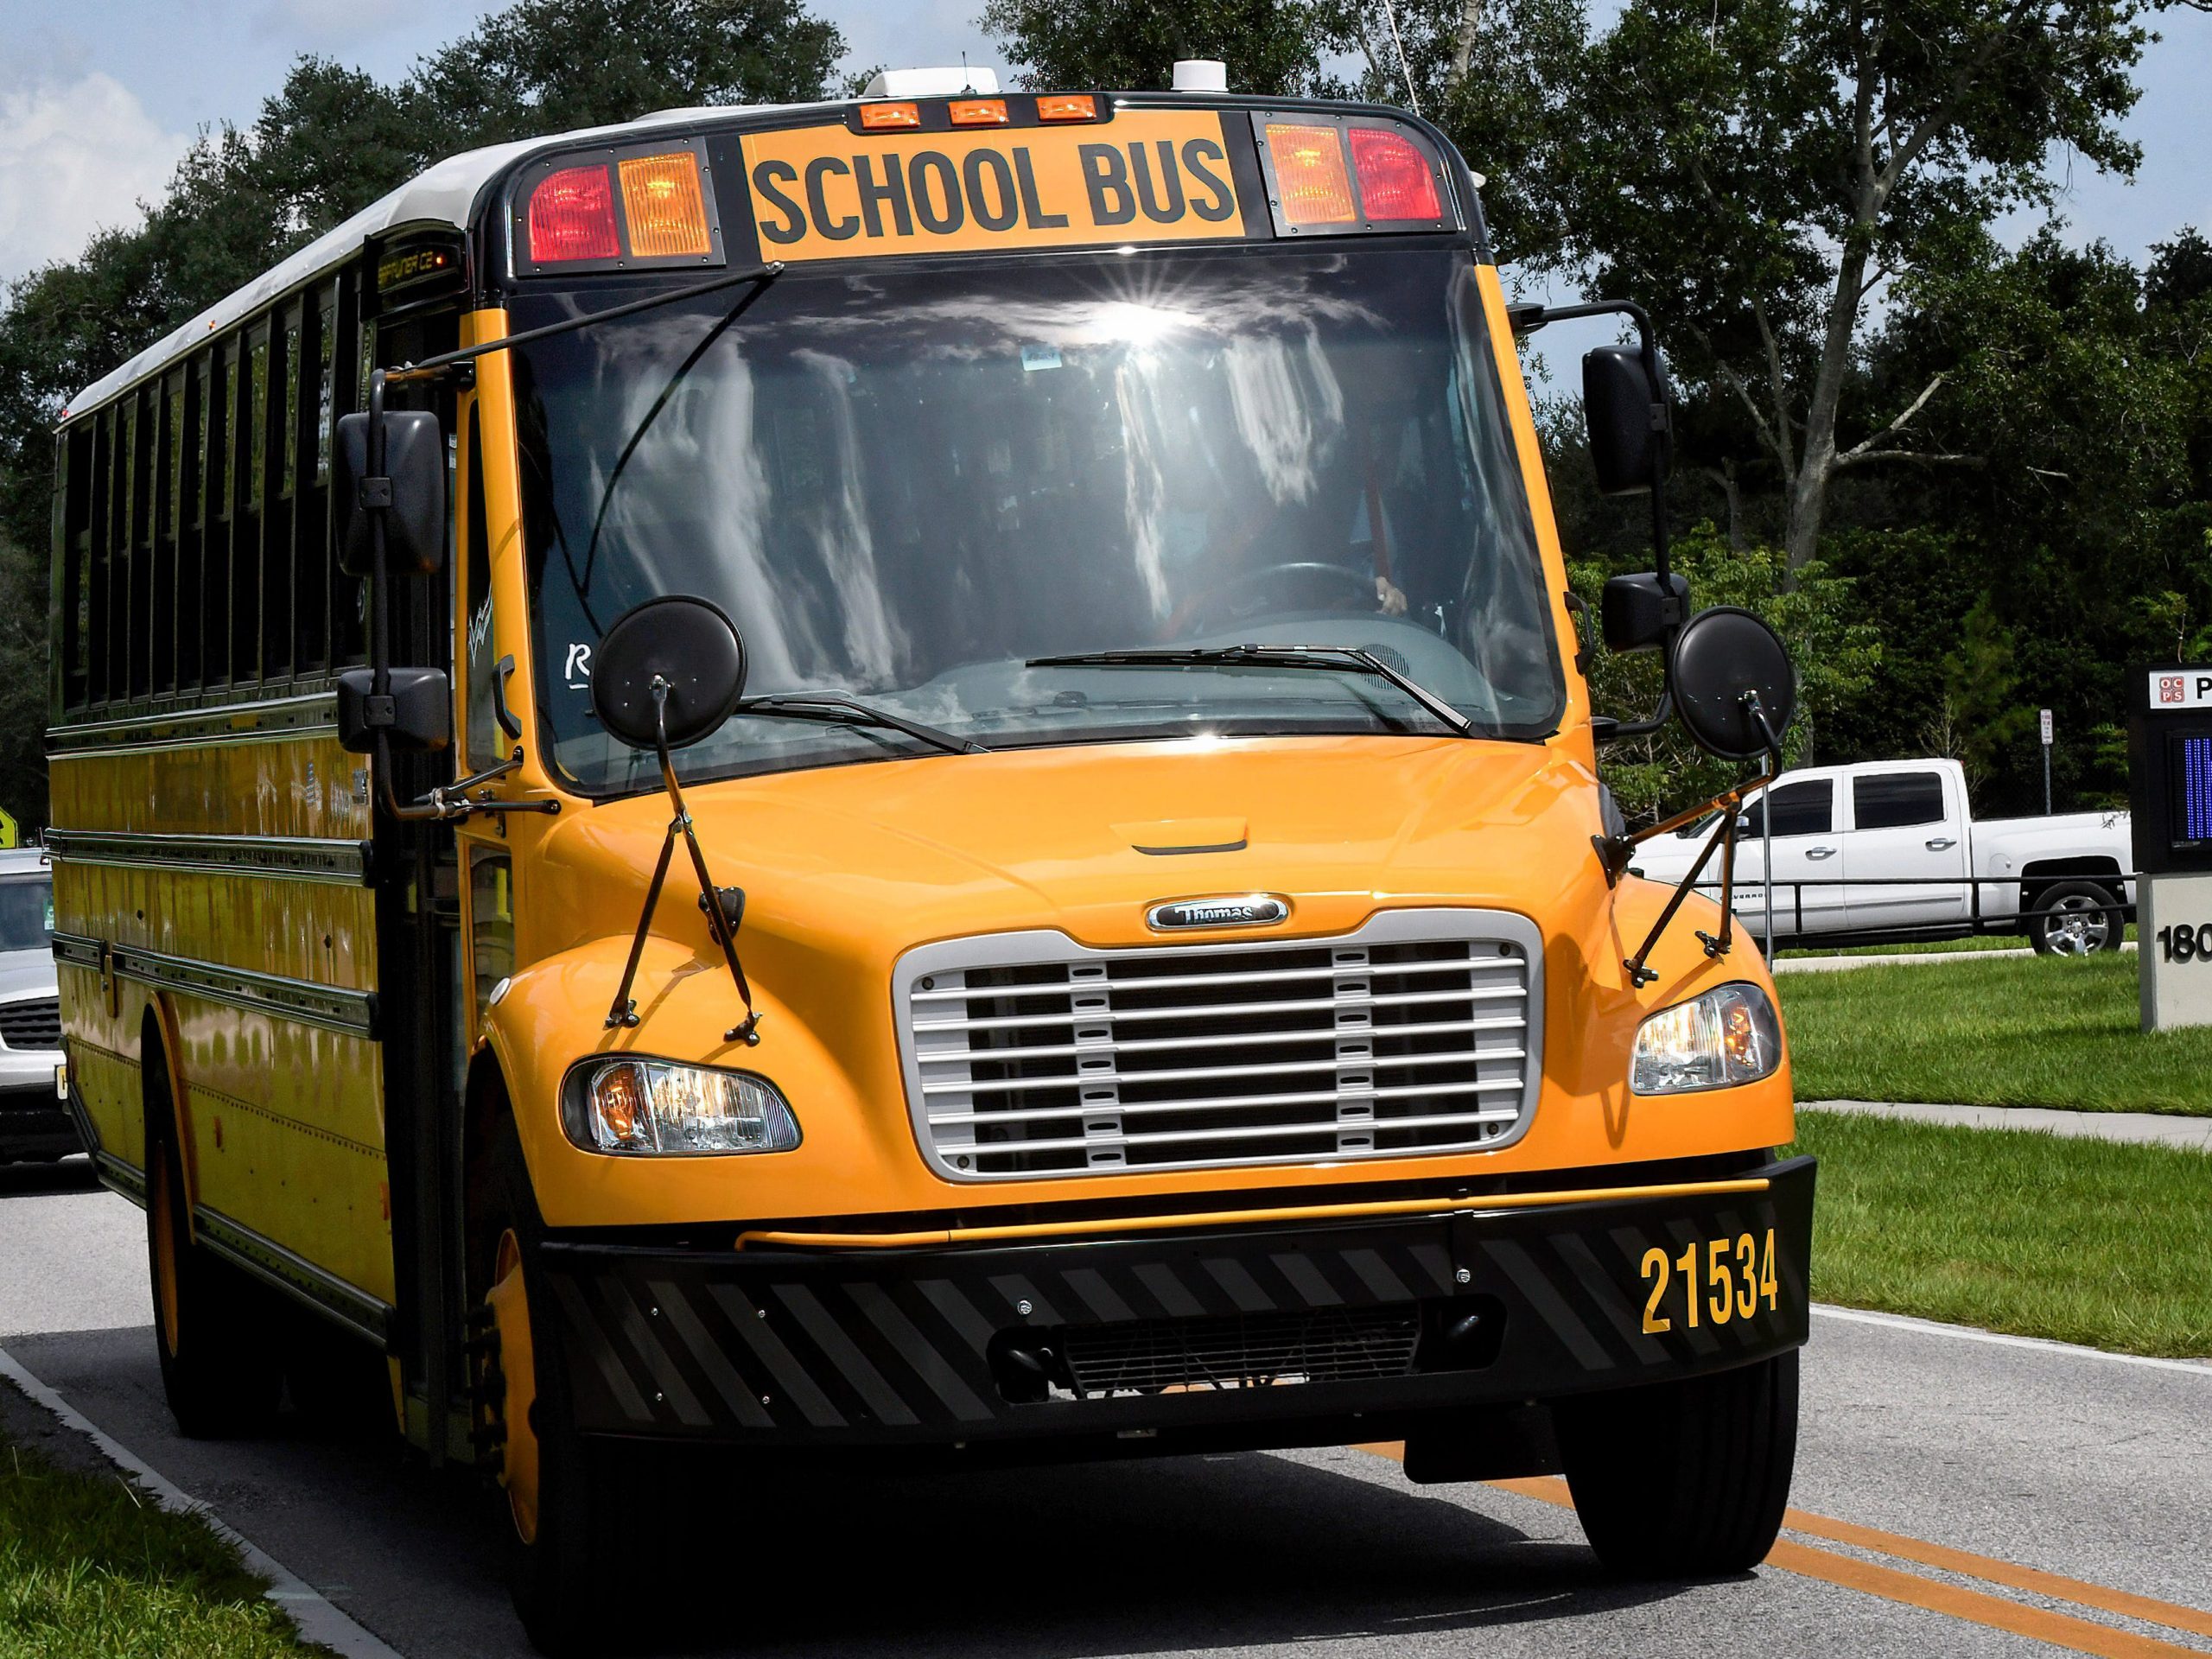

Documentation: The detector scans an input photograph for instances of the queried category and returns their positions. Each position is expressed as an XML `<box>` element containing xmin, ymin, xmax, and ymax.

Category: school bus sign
<box><xmin>739</xmin><ymin>110</ymin><xmax>1244</xmax><ymax>261</ymax></box>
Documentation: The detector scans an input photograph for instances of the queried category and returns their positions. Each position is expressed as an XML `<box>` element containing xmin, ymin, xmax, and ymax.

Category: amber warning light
<box><xmin>525</xmin><ymin>149</ymin><xmax>718</xmax><ymax>265</ymax></box>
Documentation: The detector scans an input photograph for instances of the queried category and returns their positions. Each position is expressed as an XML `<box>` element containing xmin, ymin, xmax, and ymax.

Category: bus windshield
<box><xmin>513</xmin><ymin>245</ymin><xmax>1563</xmax><ymax>793</ymax></box>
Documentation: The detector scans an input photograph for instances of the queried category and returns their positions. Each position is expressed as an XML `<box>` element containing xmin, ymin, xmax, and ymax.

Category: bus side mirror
<box><xmin>334</xmin><ymin>410</ymin><xmax>447</xmax><ymax>578</ymax></box>
<box><xmin>335</xmin><ymin>665</ymin><xmax>452</xmax><ymax>754</ymax></box>
<box><xmin>1668</xmin><ymin>607</ymin><xmax>1795</xmax><ymax>760</ymax></box>
<box><xmin>1601</xmin><ymin>571</ymin><xmax>1688</xmax><ymax>653</ymax></box>
<box><xmin>590</xmin><ymin>596</ymin><xmax>749</xmax><ymax>751</ymax></box>
<box><xmin>1584</xmin><ymin>344</ymin><xmax>1673</xmax><ymax>497</ymax></box>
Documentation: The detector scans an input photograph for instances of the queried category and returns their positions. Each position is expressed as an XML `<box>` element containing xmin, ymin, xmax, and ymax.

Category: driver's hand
<box><xmin>1375</xmin><ymin>576</ymin><xmax>1409</xmax><ymax>617</ymax></box>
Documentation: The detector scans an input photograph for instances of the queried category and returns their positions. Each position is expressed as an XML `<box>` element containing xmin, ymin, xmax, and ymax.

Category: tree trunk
<box><xmin>1450</xmin><ymin>1</ymin><xmax>1485</xmax><ymax>90</ymax></box>
<box><xmin>1703</xmin><ymin>459</ymin><xmax>1744</xmax><ymax>551</ymax></box>
<box><xmin>1783</xmin><ymin>240</ymin><xmax>1872</xmax><ymax>575</ymax></box>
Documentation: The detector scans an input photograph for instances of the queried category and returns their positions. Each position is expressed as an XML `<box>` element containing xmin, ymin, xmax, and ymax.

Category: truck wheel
<box><xmin>1554</xmin><ymin>1350</ymin><xmax>1798</xmax><ymax>1578</ymax></box>
<box><xmin>470</xmin><ymin>1123</ymin><xmax>615</xmax><ymax>1656</ymax></box>
<box><xmin>2029</xmin><ymin>880</ymin><xmax>2122</xmax><ymax>957</ymax></box>
<box><xmin>144</xmin><ymin>1067</ymin><xmax>282</xmax><ymax>1438</ymax></box>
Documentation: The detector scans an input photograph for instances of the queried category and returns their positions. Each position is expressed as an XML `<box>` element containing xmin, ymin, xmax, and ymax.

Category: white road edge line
<box><xmin>1813</xmin><ymin>1304</ymin><xmax>2212</xmax><ymax>1376</ymax></box>
<box><xmin>0</xmin><ymin>1344</ymin><xmax>404</xmax><ymax>1659</ymax></box>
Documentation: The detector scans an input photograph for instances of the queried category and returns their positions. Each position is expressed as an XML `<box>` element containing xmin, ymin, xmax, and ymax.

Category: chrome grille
<box><xmin>898</xmin><ymin>910</ymin><xmax>1541</xmax><ymax>1180</ymax></box>
<box><xmin>1059</xmin><ymin>1307</ymin><xmax>1421</xmax><ymax>1397</ymax></box>
<box><xmin>0</xmin><ymin>996</ymin><xmax>60</xmax><ymax>1052</ymax></box>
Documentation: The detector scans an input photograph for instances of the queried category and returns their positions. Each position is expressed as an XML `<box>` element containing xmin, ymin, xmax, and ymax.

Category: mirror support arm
<box><xmin>604</xmin><ymin>677</ymin><xmax>763</xmax><ymax>1046</ymax></box>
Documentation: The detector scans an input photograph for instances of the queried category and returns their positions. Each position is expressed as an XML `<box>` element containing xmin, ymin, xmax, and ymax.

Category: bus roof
<box><xmin>64</xmin><ymin>99</ymin><xmax>835</xmax><ymax>418</ymax></box>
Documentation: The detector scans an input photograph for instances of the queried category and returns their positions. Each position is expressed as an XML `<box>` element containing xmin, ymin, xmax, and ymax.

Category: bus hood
<box><xmin>535</xmin><ymin>733</ymin><xmax>1605</xmax><ymax>965</ymax></box>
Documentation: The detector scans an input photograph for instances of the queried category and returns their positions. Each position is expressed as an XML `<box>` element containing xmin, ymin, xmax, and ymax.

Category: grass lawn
<box><xmin>1790</xmin><ymin>1109</ymin><xmax>2212</xmax><ymax>1358</ymax></box>
<box><xmin>1778</xmin><ymin>950</ymin><xmax>2212</xmax><ymax>1114</ymax></box>
<box><xmin>0</xmin><ymin>1426</ymin><xmax>316</xmax><ymax>1659</ymax></box>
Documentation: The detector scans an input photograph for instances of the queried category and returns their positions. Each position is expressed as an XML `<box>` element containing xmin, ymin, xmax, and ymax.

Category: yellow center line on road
<box><xmin>1782</xmin><ymin>1507</ymin><xmax>2212</xmax><ymax>1643</ymax></box>
<box><xmin>1351</xmin><ymin>1446</ymin><xmax>2212</xmax><ymax>1658</ymax></box>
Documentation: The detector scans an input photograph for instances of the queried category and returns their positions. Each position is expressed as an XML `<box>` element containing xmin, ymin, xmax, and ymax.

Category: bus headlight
<box><xmin>1630</xmin><ymin>984</ymin><xmax>1782</xmax><ymax>1095</ymax></box>
<box><xmin>563</xmin><ymin>1059</ymin><xmax>801</xmax><ymax>1155</ymax></box>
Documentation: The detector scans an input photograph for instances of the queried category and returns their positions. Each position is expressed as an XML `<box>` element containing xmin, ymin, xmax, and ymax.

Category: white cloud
<box><xmin>0</xmin><ymin>72</ymin><xmax>188</xmax><ymax>285</ymax></box>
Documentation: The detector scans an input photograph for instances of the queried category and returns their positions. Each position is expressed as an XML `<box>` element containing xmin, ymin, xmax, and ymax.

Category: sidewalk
<box><xmin>1777</xmin><ymin>942</ymin><xmax>2137</xmax><ymax>975</ymax></box>
<box><xmin>1802</xmin><ymin>1097</ymin><xmax>2212</xmax><ymax>1152</ymax></box>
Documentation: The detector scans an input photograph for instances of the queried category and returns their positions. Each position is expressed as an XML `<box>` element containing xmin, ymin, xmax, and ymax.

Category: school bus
<box><xmin>50</xmin><ymin>65</ymin><xmax>1814</xmax><ymax>1651</ymax></box>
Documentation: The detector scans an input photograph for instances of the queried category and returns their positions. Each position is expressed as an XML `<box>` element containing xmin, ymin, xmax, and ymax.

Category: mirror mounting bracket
<box><xmin>604</xmin><ymin>676</ymin><xmax>763</xmax><ymax>1046</ymax></box>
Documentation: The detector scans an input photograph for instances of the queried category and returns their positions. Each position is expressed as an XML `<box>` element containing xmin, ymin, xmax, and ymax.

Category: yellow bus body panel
<box><xmin>50</xmin><ymin>726</ymin><xmax>392</xmax><ymax>1305</ymax></box>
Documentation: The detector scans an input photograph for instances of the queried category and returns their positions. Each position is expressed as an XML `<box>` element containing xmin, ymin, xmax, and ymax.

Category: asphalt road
<box><xmin>6</xmin><ymin>1158</ymin><xmax>2210</xmax><ymax>1659</ymax></box>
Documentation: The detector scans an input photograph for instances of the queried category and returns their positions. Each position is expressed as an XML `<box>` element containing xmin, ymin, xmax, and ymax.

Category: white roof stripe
<box><xmin>65</xmin><ymin>99</ymin><xmax>833</xmax><ymax>418</ymax></box>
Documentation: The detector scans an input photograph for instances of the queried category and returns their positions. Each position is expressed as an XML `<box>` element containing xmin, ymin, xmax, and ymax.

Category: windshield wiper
<box><xmin>734</xmin><ymin>693</ymin><xmax>988</xmax><ymax>756</ymax></box>
<box><xmin>1027</xmin><ymin>645</ymin><xmax>1475</xmax><ymax>736</ymax></box>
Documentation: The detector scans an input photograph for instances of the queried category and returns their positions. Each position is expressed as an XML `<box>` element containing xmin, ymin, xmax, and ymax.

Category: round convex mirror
<box><xmin>1667</xmin><ymin>606</ymin><xmax>1796</xmax><ymax>761</ymax></box>
<box><xmin>588</xmin><ymin>596</ymin><xmax>747</xmax><ymax>751</ymax></box>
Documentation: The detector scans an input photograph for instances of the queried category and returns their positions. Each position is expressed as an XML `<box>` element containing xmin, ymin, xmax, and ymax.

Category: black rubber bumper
<box><xmin>537</xmin><ymin>1155</ymin><xmax>1815</xmax><ymax>1448</ymax></box>
<box><xmin>0</xmin><ymin>1088</ymin><xmax>83</xmax><ymax>1160</ymax></box>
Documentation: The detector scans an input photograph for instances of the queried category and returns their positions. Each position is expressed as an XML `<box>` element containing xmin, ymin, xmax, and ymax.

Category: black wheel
<box><xmin>2028</xmin><ymin>880</ymin><xmax>2123</xmax><ymax>957</ymax></box>
<box><xmin>144</xmin><ymin>1063</ymin><xmax>282</xmax><ymax>1439</ymax></box>
<box><xmin>1554</xmin><ymin>1350</ymin><xmax>1799</xmax><ymax>1578</ymax></box>
<box><xmin>470</xmin><ymin>1122</ymin><xmax>616</xmax><ymax>1656</ymax></box>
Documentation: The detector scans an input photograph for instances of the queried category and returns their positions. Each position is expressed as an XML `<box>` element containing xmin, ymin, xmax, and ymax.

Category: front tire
<box><xmin>2029</xmin><ymin>880</ymin><xmax>2123</xmax><ymax>956</ymax></box>
<box><xmin>470</xmin><ymin>1123</ymin><xmax>615</xmax><ymax>1656</ymax></box>
<box><xmin>1554</xmin><ymin>1350</ymin><xmax>1799</xmax><ymax>1578</ymax></box>
<box><xmin>144</xmin><ymin>1068</ymin><xmax>282</xmax><ymax>1438</ymax></box>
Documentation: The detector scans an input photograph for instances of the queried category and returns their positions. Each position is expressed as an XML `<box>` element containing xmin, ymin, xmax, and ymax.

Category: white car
<box><xmin>0</xmin><ymin>849</ymin><xmax>72</xmax><ymax>1161</ymax></box>
<box><xmin>1630</xmin><ymin>758</ymin><xmax>2133</xmax><ymax>955</ymax></box>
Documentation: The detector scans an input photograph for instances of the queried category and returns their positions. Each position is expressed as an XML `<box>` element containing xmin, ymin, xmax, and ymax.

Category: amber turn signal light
<box><xmin>617</xmin><ymin>152</ymin><xmax>713</xmax><ymax>257</ymax></box>
<box><xmin>1263</xmin><ymin>121</ymin><xmax>1357</xmax><ymax>226</ymax></box>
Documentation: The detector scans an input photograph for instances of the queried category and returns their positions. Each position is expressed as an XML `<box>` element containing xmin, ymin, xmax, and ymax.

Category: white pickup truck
<box><xmin>1630</xmin><ymin>757</ymin><xmax>2133</xmax><ymax>955</ymax></box>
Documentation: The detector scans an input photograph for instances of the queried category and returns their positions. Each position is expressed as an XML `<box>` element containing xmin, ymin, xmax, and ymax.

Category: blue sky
<box><xmin>0</xmin><ymin>0</ymin><xmax>2206</xmax><ymax>290</ymax></box>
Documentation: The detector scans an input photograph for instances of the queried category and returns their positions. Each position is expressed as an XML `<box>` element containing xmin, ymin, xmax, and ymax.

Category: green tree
<box><xmin>1529</xmin><ymin>0</ymin><xmax>2157</xmax><ymax>577</ymax></box>
<box><xmin>979</xmin><ymin>0</ymin><xmax>1333</xmax><ymax>94</ymax></box>
<box><xmin>1854</xmin><ymin>226</ymin><xmax>2211</xmax><ymax>812</ymax></box>
<box><xmin>410</xmin><ymin>0</ymin><xmax>842</xmax><ymax>156</ymax></box>
<box><xmin>1579</xmin><ymin>524</ymin><xmax>1883</xmax><ymax>823</ymax></box>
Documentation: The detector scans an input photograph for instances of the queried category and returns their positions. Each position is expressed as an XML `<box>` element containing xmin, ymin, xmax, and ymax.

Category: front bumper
<box><xmin>537</xmin><ymin>1155</ymin><xmax>1815</xmax><ymax>1450</ymax></box>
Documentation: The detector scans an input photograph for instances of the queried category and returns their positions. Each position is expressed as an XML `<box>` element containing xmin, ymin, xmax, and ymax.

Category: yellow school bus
<box><xmin>50</xmin><ymin>67</ymin><xmax>1813</xmax><ymax>1651</ymax></box>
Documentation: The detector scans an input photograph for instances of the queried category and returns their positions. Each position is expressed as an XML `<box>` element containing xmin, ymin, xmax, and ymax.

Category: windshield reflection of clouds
<box><xmin>518</xmin><ymin>249</ymin><xmax>1560</xmax><ymax>791</ymax></box>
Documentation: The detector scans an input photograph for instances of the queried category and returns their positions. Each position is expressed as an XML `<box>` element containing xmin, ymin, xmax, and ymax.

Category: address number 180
<box><xmin>2155</xmin><ymin>925</ymin><xmax>2212</xmax><ymax>963</ymax></box>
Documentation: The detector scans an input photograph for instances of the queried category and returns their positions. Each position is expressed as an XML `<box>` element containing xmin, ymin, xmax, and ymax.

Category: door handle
<box><xmin>1925</xmin><ymin>836</ymin><xmax>1957</xmax><ymax>850</ymax></box>
<box><xmin>1805</xmin><ymin>846</ymin><xmax>1837</xmax><ymax>860</ymax></box>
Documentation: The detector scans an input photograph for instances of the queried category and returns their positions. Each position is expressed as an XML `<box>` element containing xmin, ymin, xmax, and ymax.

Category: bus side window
<box><xmin>57</xmin><ymin>421</ymin><xmax>92</xmax><ymax>712</ymax></box>
<box><xmin>125</xmin><ymin>389</ymin><xmax>151</xmax><ymax>700</ymax></box>
<box><xmin>260</xmin><ymin>308</ymin><xmax>298</xmax><ymax>683</ymax></box>
<box><xmin>293</xmin><ymin>284</ymin><xmax>334</xmax><ymax>673</ymax></box>
<box><xmin>233</xmin><ymin>325</ymin><xmax>267</xmax><ymax>683</ymax></box>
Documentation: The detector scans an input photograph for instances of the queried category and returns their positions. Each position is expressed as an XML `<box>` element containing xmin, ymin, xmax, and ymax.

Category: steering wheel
<box><xmin>1180</xmin><ymin>561</ymin><xmax>1381</xmax><ymax>635</ymax></box>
